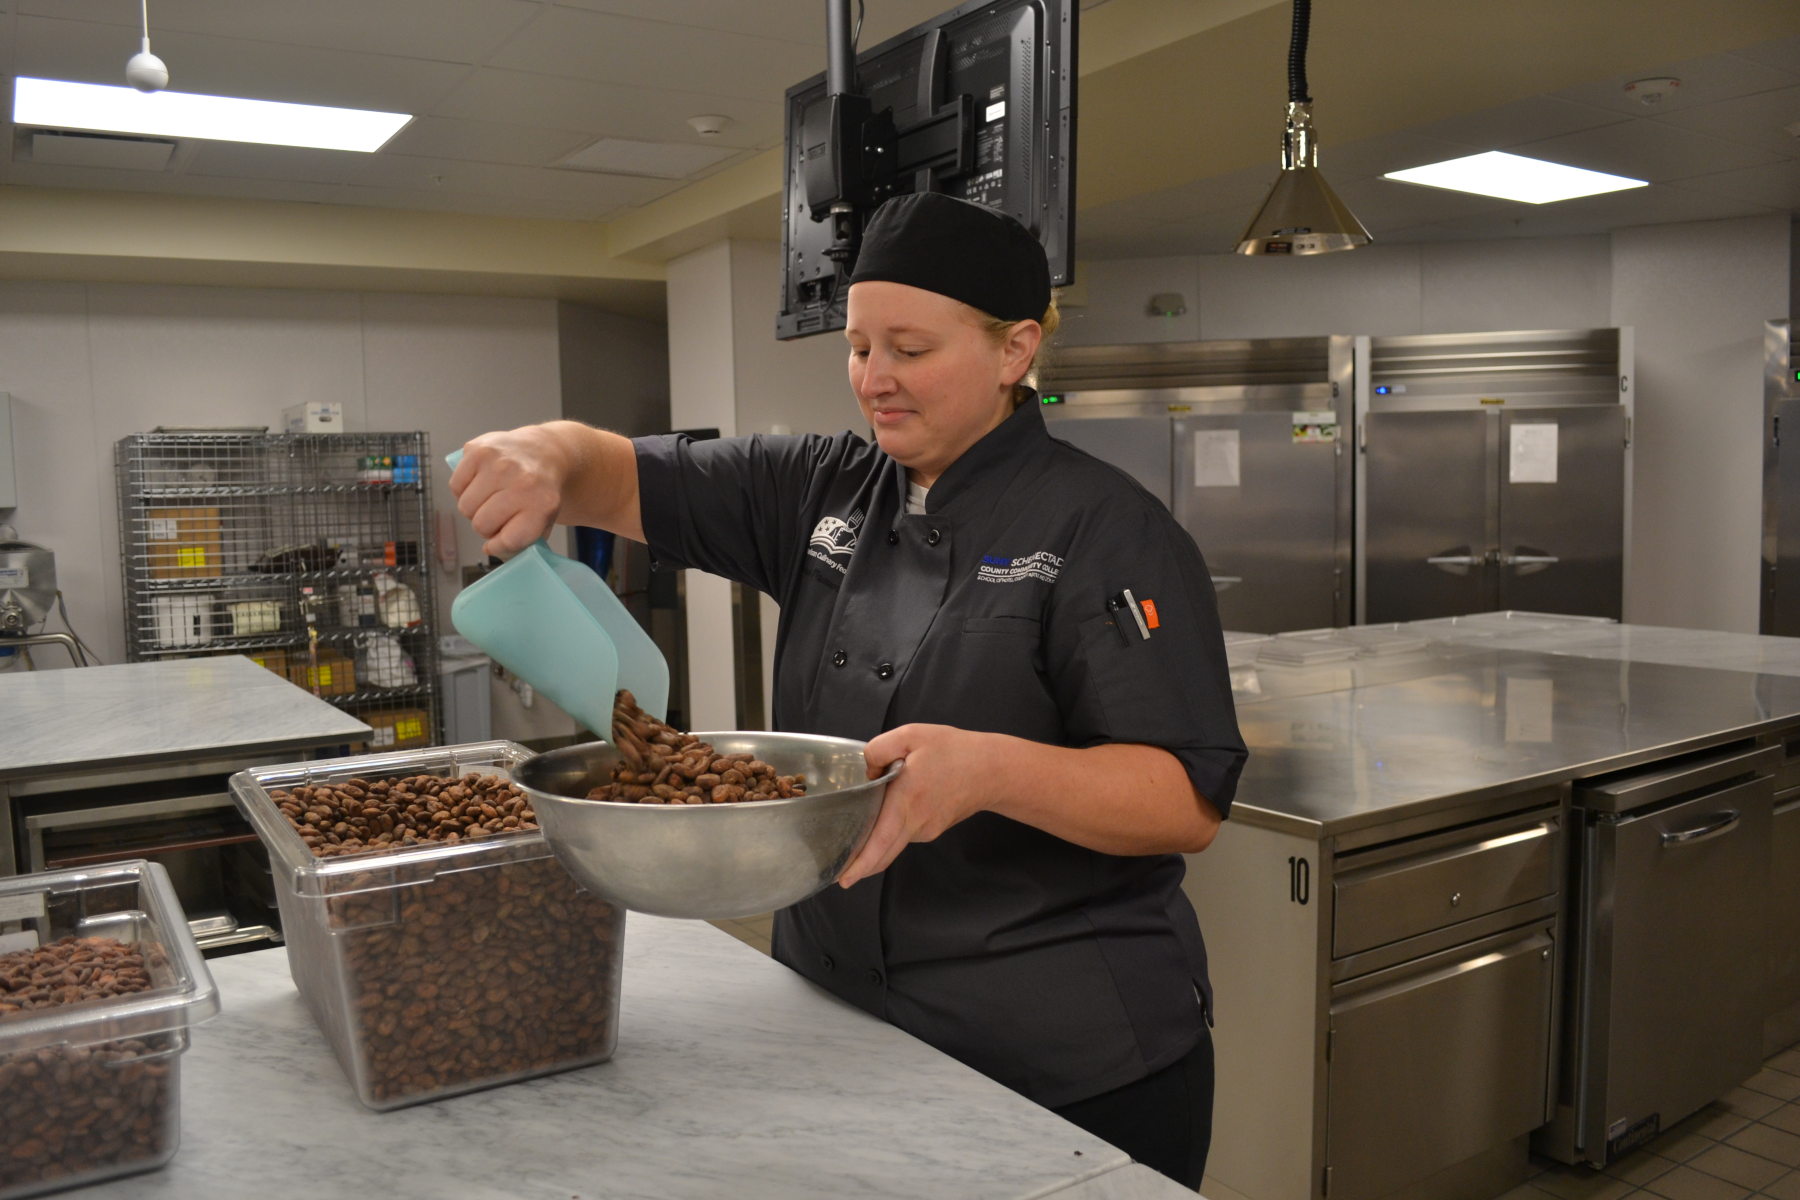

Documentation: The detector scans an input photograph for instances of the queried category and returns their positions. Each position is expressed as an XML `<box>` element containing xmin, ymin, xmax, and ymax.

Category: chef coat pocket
<box><xmin>1077</xmin><ymin>610</ymin><xmax>1197</xmax><ymax>742</ymax></box>
<box><xmin>962</xmin><ymin>616</ymin><xmax>1042</xmax><ymax>636</ymax></box>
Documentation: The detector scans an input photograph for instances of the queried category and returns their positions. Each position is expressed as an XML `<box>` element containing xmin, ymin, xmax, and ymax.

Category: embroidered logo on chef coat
<box><xmin>977</xmin><ymin>551</ymin><xmax>1063</xmax><ymax>584</ymax></box>
<box><xmin>807</xmin><ymin>509</ymin><xmax>864</xmax><ymax>575</ymax></box>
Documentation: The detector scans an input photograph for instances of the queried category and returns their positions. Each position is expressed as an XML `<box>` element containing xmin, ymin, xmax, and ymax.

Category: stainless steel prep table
<box><xmin>0</xmin><ymin>658</ymin><xmax>369</xmax><ymax>945</ymax></box>
<box><xmin>1190</xmin><ymin>640</ymin><xmax>1800</xmax><ymax>1200</ymax></box>
<box><xmin>64</xmin><ymin>914</ymin><xmax>1192</xmax><ymax>1200</ymax></box>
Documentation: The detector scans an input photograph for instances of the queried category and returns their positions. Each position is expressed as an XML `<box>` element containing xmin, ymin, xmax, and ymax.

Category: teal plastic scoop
<box><xmin>445</xmin><ymin>447</ymin><xmax>668</xmax><ymax>735</ymax></box>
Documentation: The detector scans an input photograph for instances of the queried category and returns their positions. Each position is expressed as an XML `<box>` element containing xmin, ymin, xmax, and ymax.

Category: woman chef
<box><xmin>449</xmin><ymin>192</ymin><xmax>1247</xmax><ymax>1187</ymax></box>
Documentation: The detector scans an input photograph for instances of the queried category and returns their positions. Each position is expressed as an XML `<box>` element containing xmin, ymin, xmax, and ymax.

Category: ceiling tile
<box><xmin>15</xmin><ymin>16</ymin><xmax>471</xmax><ymax>113</ymax></box>
<box><xmin>1650</xmin><ymin>84</ymin><xmax>1800</xmax><ymax>161</ymax></box>
<box><xmin>1553</xmin><ymin>48</ymin><xmax>1800</xmax><ymax>117</ymax></box>
<box><xmin>1668</xmin><ymin>159</ymin><xmax>1800</xmax><ymax>209</ymax></box>
<box><xmin>1730</xmin><ymin>35</ymin><xmax>1800</xmax><ymax>78</ymax></box>
<box><xmin>16</xmin><ymin>0</ymin><xmax>542</xmax><ymax>64</ymax></box>
<box><xmin>1379</xmin><ymin>183</ymin><xmax>1770</xmax><ymax>244</ymax></box>
<box><xmin>383</xmin><ymin>116</ymin><xmax>594</xmax><ymax>168</ymax></box>
<box><xmin>433</xmin><ymin>69</ymin><xmax>784</xmax><ymax>145</ymax></box>
<box><xmin>348</xmin><ymin>151</ymin><xmax>682</xmax><ymax>209</ymax></box>
<box><xmin>1327</xmin><ymin>175</ymin><xmax>1518</xmax><ymax>232</ymax></box>
<box><xmin>1101</xmin><ymin>166</ymin><xmax>1275</xmax><ymax>225</ymax></box>
<box><xmin>1410</xmin><ymin>96</ymin><xmax>1629</xmax><ymax>150</ymax></box>
<box><xmin>488</xmin><ymin>7</ymin><xmax>819</xmax><ymax>102</ymax></box>
<box><xmin>549</xmin><ymin>0</ymin><xmax>955</xmax><ymax>52</ymax></box>
<box><xmin>1513</xmin><ymin>118</ymin><xmax>1782</xmax><ymax>182</ymax></box>
<box><xmin>1317</xmin><ymin>131</ymin><xmax>1477</xmax><ymax>179</ymax></box>
<box><xmin>183</xmin><ymin>142</ymin><xmax>368</xmax><ymax>185</ymax></box>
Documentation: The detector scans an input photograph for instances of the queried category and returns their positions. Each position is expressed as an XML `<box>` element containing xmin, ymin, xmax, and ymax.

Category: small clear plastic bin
<box><xmin>229</xmin><ymin>741</ymin><xmax>626</xmax><ymax>1111</ymax></box>
<box><xmin>0</xmin><ymin>861</ymin><xmax>219</xmax><ymax>1199</ymax></box>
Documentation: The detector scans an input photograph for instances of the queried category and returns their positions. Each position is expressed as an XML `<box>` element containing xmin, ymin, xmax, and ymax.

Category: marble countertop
<box><xmin>0</xmin><ymin>657</ymin><xmax>369</xmax><ymax>781</ymax></box>
<box><xmin>73</xmin><ymin>916</ymin><xmax>1193</xmax><ymax>1200</ymax></box>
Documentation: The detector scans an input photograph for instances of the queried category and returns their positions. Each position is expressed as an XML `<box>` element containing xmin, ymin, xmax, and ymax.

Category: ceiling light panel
<box><xmin>13</xmin><ymin>77</ymin><xmax>411</xmax><ymax>152</ymax></box>
<box><xmin>558</xmin><ymin>137</ymin><xmax>734</xmax><ymax>179</ymax></box>
<box><xmin>1383</xmin><ymin>151</ymin><xmax>1648</xmax><ymax>204</ymax></box>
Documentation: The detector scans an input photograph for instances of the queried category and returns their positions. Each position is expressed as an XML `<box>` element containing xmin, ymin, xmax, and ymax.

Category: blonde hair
<box><xmin>976</xmin><ymin>293</ymin><xmax>1062</xmax><ymax>408</ymax></box>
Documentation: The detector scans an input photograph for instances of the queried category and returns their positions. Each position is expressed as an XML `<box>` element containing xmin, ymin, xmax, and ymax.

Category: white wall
<box><xmin>664</xmin><ymin>242</ymin><xmax>739</xmax><ymax>732</ymax></box>
<box><xmin>1055</xmin><ymin>236</ymin><xmax>1615</xmax><ymax>346</ymax></box>
<box><xmin>664</xmin><ymin>239</ymin><xmax>864</xmax><ymax>730</ymax></box>
<box><xmin>557</xmin><ymin>302</ymin><xmax>669</xmax><ymax>438</ymax></box>
<box><xmin>1614</xmin><ymin>215</ymin><xmax>1791</xmax><ymax>632</ymax></box>
<box><xmin>0</xmin><ymin>282</ymin><xmax>574</xmax><ymax>741</ymax></box>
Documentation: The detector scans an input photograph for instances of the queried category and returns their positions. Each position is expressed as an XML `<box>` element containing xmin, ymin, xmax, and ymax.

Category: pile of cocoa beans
<box><xmin>325</xmin><ymin>857</ymin><xmax>622</xmax><ymax>1106</ymax></box>
<box><xmin>587</xmin><ymin>690</ymin><xmax>807</xmax><ymax>805</ymax></box>
<box><xmin>269</xmin><ymin>773</ymin><xmax>536</xmax><ymax>858</ymax></box>
<box><xmin>0</xmin><ymin>938</ymin><xmax>177</xmax><ymax>1190</ymax></box>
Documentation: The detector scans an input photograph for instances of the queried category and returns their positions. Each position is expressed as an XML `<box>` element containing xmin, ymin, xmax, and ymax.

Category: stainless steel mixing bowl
<box><xmin>512</xmin><ymin>732</ymin><xmax>896</xmax><ymax>920</ymax></box>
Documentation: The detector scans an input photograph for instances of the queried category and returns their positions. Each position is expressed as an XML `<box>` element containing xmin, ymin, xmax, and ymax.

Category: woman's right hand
<box><xmin>448</xmin><ymin>425</ymin><xmax>577</xmax><ymax>559</ymax></box>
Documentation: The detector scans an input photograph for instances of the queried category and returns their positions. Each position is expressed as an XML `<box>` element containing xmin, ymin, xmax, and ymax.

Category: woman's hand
<box><xmin>448</xmin><ymin>422</ymin><xmax>644</xmax><ymax>557</ymax></box>
<box><xmin>839</xmin><ymin>724</ymin><xmax>994</xmax><ymax>888</ymax></box>
<box><xmin>838</xmin><ymin>726</ymin><xmax>1224</xmax><ymax>889</ymax></box>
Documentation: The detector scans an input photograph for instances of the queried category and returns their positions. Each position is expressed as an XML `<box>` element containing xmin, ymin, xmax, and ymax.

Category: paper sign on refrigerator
<box><xmin>1509</xmin><ymin>423</ymin><xmax>1558</xmax><ymax>484</ymax></box>
<box><xmin>1193</xmin><ymin>430</ymin><xmax>1241</xmax><ymax>488</ymax></box>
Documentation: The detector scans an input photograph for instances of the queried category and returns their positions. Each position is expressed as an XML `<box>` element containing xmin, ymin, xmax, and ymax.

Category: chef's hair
<box><xmin>976</xmin><ymin>293</ymin><xmax>1062</xmax><ymax>409</ymax></box>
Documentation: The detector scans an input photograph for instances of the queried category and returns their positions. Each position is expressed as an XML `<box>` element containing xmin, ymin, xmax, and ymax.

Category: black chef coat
<box><xmin>633</xmin><ymin>396</ymin><xmax>1247</xmax><ymax>1107</ymax></box>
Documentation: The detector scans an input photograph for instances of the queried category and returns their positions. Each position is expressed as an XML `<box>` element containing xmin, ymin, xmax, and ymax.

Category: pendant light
<box><xmin>124</xmin><ymin>0</ymin><xmax>168</xmax><ymax>93</ymax></box>
<box><xmin>1236</xmin><ymin>0</ymin><xmax>1368</xmax><ymax>255</ymax></box>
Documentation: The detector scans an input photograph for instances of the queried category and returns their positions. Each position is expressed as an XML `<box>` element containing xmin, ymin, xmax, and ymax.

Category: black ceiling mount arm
<box><xmin>1288</xmin><ymin>0</ymin><xmax>1312</xmax><ymax>104</ymax></box>
<box><xmin>826</xmin><ymin>0</ymin><xmax>856</xmax><ymax>97</ymax></box>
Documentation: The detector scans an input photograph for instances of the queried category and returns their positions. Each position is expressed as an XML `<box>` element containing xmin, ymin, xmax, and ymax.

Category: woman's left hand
<box><xmin>838</xmin><ymin>724</ymin><xmax>995</xmax><ymax>889</ymax></box>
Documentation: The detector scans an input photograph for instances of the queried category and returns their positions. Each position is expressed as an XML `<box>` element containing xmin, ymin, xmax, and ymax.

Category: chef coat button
<box><xmin>887</xmin><ymin>529</ymin><xmax>899</xmax><ymax>545</ymax></box>
<box><xmin>822</xmin><ymin>954</ymin><xmax>835</xmax><ymax>972</ymax></box>
<box><xmin>926</xmin><ymin>528</ymin><xmax>941</xmax><ymax>546</ymax></box>
<box><xmin>832</xmin><ymin>650</ymin><xmax>847</xmax><ymax>668</ymax></box>
<box><xmin>867</xmin><ymin>969</ymin><xmax>884</xmax><ymax>987</ymax></box>
<box><xmin>876</xmin><ymin>662</ymin><xmax>894</xmax><ymax>680</ymax></box>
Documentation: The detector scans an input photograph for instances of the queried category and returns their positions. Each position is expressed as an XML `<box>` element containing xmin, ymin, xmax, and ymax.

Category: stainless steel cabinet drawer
<box><xmin>1327</xmin><ymin>922</ymin><xmax>1556</xmax><ymax>1200</ymax></box>
<box><xmin>1334</xmin><ymin>809</ymin><xmax>1561</xmax><ymax>958</ymax></box>
<box><xmin>1768</xmin><ymin>787</ymin><xmax>1800</xmax><ymax>1015</ymax></box>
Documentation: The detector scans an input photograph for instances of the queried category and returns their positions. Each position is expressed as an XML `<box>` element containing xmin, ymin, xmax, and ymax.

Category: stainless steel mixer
<box><xmin>0</xmin><ymin>526</ymin><xmax>88</xmax><ymax>666</ymax></box>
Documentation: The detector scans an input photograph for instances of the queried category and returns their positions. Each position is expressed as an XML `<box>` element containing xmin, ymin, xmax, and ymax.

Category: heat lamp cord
<box><xmin>1288</xmin><ymin>0</ymin><xmax>1312</xmax><ymax>105</ymax></box>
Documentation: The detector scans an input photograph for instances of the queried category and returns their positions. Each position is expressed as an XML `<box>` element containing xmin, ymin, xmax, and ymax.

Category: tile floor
<box><xmin>1515</xmin><ymin>1049</ymin><xmax>1800</xmax><ymax>1200</ymax></box>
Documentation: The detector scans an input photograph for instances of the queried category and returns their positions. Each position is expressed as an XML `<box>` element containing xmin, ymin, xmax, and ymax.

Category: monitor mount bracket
<box><xmin>800</xmin><ymin>4</ymin><xmax>976</xmax><ymax>272</ymax></box>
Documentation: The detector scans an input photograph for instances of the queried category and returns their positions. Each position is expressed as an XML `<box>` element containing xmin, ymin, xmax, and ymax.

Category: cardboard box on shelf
<box><xmin>283</xmin><ymin>401</ymin><xmax>343</xmax><ymax>434</ymax></box>
<box><xmin>288</xmin><ymin>647</ymin><xmax>356</xmax><ymax>697</ymax></box>
<box><xmin>145</xmin><ymin>508</ymin><xmax>223</xmax><ymax>579</ymax></box>
<box><xmin>244</xmin><ymin>648</ymin><xmax>288</xmax><ymax>676</ymax></box>
<box><xmin>363</xmin><ymin>708</ymin><xmax>430</xmax><ymax>750</ymax></box>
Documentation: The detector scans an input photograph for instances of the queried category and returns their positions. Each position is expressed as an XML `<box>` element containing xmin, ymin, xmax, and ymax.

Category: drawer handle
<box><xmin>1661</xmin><ymin>809</ymin><xmax>1740</xmax><ymax>847</ymax></box>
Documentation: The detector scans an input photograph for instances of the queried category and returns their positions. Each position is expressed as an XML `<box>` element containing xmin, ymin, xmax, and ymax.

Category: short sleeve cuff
<box><xmin>1171</xmin><ymin>745</ymin><xmax>1245</xmax><ymax>819</ymax></box>
<box><xmin>632</xmin><ymin>435</ymin><xmax>694</xmax><ymax>571</ymax></box>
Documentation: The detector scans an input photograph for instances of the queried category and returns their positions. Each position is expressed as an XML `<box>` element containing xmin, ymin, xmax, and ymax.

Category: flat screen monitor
<box><xmin>776</xmin><ymin>0</ymin><xmax>1076</xmax><ymax>340</ymax></box>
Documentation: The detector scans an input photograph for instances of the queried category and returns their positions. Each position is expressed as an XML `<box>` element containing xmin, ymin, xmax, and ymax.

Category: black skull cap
<box><xmin>848</xmin><ymin>192</ymin><xmax>1051</xmax><ymax>323</ymax></box>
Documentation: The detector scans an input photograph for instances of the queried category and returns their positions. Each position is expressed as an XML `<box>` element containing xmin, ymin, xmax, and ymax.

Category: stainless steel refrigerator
<box><xmin>1355</xmin><ymin>328</ymin><xmax>1633</xmax><ymax>625</ymax></box>
<box><xmin>1762</xmin><ymin>318</ymin><xmax>1799</xmax><ymax>636</ymax></box>
<box><xmin>1040</xmin><ymin>337</ymin><xmax>1353</xmax><ymax>634</ymax></box>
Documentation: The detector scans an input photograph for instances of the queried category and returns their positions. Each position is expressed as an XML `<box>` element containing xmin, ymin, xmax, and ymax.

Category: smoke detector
<box><xmin>687</xmin><ymin>115</ymin><xmax>732</xmax><ymax>138</ymax></box>
<box><xmin>1623</xmin><ymin>77</ymin><xmax>1680</xmax><ymax>106</ymax></box>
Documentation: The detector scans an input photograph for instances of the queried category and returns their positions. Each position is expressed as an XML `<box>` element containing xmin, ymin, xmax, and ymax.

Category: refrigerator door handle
<box><xmin>1660</xmin><ymin>809</ymin><xmax>1741</xmax><ymax>847</ymax></box>
<box><xmin>1426</xmin><ymin>549</ymin><xmax>1481</xmax><ymax>575</ymax></box>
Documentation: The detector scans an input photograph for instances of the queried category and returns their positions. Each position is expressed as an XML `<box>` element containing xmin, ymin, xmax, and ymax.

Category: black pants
<box><xmin>1052</xmin><ymin>1029</ymin><xmax>1214</xmax><ymax>1190</ymax></box>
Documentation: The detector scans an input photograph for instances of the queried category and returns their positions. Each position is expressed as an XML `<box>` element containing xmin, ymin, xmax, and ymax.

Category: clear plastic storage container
<box><xmin>0</xmin><ymin>861</ymin><xmax>219</xmax><ymax>1199</ymax></box>
<box><xmin>229</xmin><ymin>741</ymin><xmax>626</xmax><ymax>1111</ymax></box>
